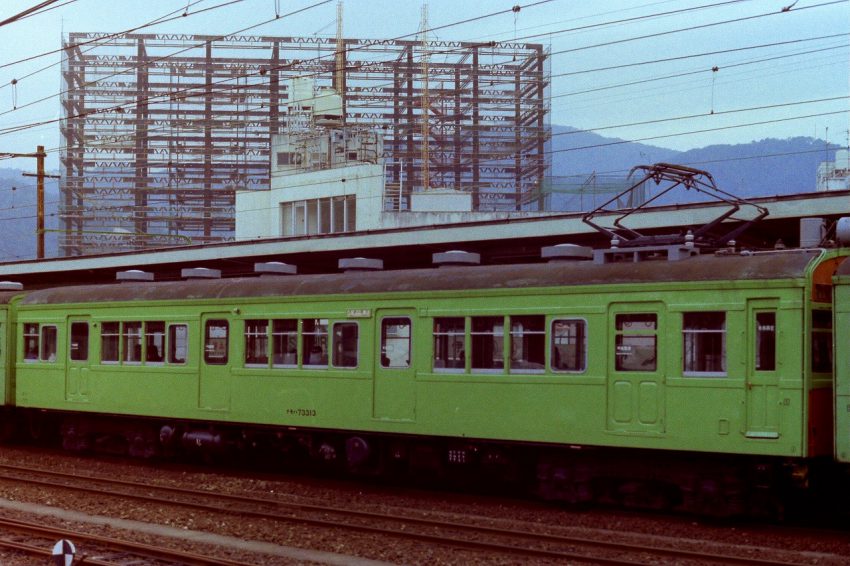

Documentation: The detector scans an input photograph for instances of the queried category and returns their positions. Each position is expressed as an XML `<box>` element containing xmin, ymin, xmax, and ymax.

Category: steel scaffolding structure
<box><xmin>60</xmin><ymin>32</ymin><xmax>550</xmax><ymax>255</ymax></box>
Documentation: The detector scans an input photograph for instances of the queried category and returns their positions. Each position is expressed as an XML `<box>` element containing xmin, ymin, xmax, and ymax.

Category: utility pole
<box><xmin>0</xmin><ymin>145</ymin><xmax>58</xmax><ymax>259</ymax></box>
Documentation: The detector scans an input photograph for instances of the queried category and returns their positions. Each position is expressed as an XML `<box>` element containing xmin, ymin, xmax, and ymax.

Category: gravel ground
<box><xmin>0</xmin><ymin>446</ymin><xmax>847</xmax><ymax>565</ymax></box>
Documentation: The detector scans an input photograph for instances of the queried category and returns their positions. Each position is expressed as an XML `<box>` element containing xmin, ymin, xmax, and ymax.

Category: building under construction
<box><xmin>60</xmin><ymin>32</ymin><xmax>550</xmax><ymax>255</ymax></box>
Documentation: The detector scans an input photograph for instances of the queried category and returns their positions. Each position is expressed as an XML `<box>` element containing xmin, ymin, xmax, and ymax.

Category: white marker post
<box><xmin>51</xmin><ymin>539</ymin><xmax>76</xmax><ymax>566</ymax></box>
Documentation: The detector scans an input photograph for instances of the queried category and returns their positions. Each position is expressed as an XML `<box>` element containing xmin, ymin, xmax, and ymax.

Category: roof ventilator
<box><xmin>181</xmin><ymin>267</ymin><xmax>222</xmax><ymax>280</ymax></box>
<box><xmin>339</xmin><ymin>258</ymin><xmax>383</xmax><ymax>272</ymax></box>
<box><xmin>116</xmin><ymin>270</ymin><xmax>154</xmax><ymax>283</ymax></box>
<box><xmin>0</xmin><ymin>281</ymin><xmax>23</xmax><ymax>291</ymax></box>
<box><xmin>432</xmin><ymin>250</ymin><xmax>480</xmax><ymax>267</ymax></box>
<box><xmin>255</xmin><ymin>262</ymin><xmax>297</xmax><ymax>277</ymax></box>
<box><xmin>541</xmin><ymin>244</ymin><xmax>592</xmax><ymax>263</ymax></box>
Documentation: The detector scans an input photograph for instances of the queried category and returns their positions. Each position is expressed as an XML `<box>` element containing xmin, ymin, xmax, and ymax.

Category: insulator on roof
<box><xmin>339</xmin><ymin>257</ymin><xmax>383</xmax><ymax>272</ymax></box>
<box><xmin>541</xmin><ymin>244</ymin><xmax>593</xmax><ymax>262</ymax></box>
<box><xmin>432</xmin><ymin>250</ymin><xmax>481</xmax><ymax>267</ymax></box>
<box><xmin>0</xmin><ymin>281</ymin><xmax>23</xmax><ymax>291</ymax></box>
<box><xmin>181</xmin><ymin>267</ymin><xmax>221</xmax><ymax>280</ymax></box>
<box><xmin>116</xmin><ymin>270</ymin><xmax>154</xmax><ymax>282</ymax></box>
<box><xmin>255</xmin><ymin>262</ymin><xmax>297</xmax><ymax>276</ymax></box>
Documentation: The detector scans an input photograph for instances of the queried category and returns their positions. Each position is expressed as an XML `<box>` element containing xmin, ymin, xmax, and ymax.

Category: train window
<box><xmin>332</xmin><ymin>322</ymin><xmax>359</xmax><ymax>368</ymax></box>
<box><xmin>168</xmin><ymin>324</ymin><xmax>188</xmax><ymax>364</ymax></box>
<box><xmin>302</xmin><ymin>319</ymin><xmax>328</xmax><ymax>367</ymax></box>
<box><xmin>381</xmin><ymin>317</ymin><xmax>411</xmax><ymax>368</ymax></box>
<box><xmin>682</xmin><ymin>312</ymin><xmax>726</xmax><ymax>376</ymax></box>
<box><xmin>510</xmin><ymin>316</ymin><xmax>545</xmax><ymax>373</ymax></box>
<box><xmin>123</xmin><ymin>322</ymin><xmax>143</xmax><ymax>364</ymax></box>
<box><xmin>811</xmin><ymin>310</ymin><xmax>833</xmax><ymax>373</ymax></box>
<box><xmin>471</xmin><ymin>316</ymin><xmax>504</xmax><ymax>373</ymax></box>
<box><xmin>23</xmin><ymin>323</ymin><xmax>39</xmax><ymax>361</ymax></box>
<box><xmin>272</xmin><ymin>319</ymin><xmax>298</xmax><ymax>367</ymax></box>
<box><xmin>551</xmin><ymin>319</ymin><xmax>586</xmax><ymax>372</ymax></box>
<box><xmin>615</xmin><ymin>314</ymin><xmax>657</xmax><ymax>372</ymax></box>
<box><xmin>204</xmin><ymin>320</ymin><xmax>229</xmax><ymax>365</ymax></box>
<box><xmin>101</xmin><ymin>322</ymin><xmax>120</xmax><ymax>363</ymax></box>
<box><xmin>145</xmin><ymin>322</ymin><xmax>165</xmax><ymax>364</ymax></box>
<box><xmin>245</xmin><ymin>319</ymin><xmax>269</xmax><ymax>366</ymax></box>
<box><xmin>755</xmin><ymin>312</ymin><xmax>776</xmax><ymax>371</ymax></box>
<box><xmin>70</xmin><ymin>322</ymin><xmax>89</xmax><ymax>362</ymax></box>
<box><xmin>40</xmin><ymin>325</ymin><xmax>57</xmax><ymax>363</ymax></box>
<box><xmin>433</xmin><ymin>317</ymin><xmax>465</xmax><ymax>372</ymax></box>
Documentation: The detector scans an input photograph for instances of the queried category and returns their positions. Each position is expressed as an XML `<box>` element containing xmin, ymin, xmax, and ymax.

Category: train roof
<box><xmin>18</xmin><ymin>250</ymin><xmax>824</xmax><ymax>306</ymax></box>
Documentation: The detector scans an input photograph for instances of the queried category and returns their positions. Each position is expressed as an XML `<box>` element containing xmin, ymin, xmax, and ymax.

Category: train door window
<box><xmin>433</xmin><ymin>317</ymin><xmax>465</xmax><ymax>372</ymax></box>
<box><xmin>272</xmin><ymin>319</ymin><xmax>298</xmax><ymax>367</ymax></box>
<box><xmin>510</xmin><ymin>316</ymin><xmax>545</xmax><ymax>373</ymax></box>
<box><xmin>615</xmin><ymin>314</ymin><xmax>657</xmax><ymax>371</ymax></box>
<box><xmin>302</xmin><ymin>319</ymin><xmax>328</xmax><ymax>367</ymax></box>
<box><xmin>245</xmin><ymin>319</ymin><xmax>269</xmax><ymax>366</ymax></box>
<box><xmin>204</xmin><ymin>320</ymin><xmax>229</xmax><ymax>365</ymax></box>
<box><xmin>683</xmin><ymin>312</ymin><xmax>726</xmax><ymax>376</ymax></box>
<box><xmin>145</xmin><ymin>321</ymin><xmax>165</xmax><ymax>364</ymax></box>
<box><xmin>23</xmin><ymin>323</ymin><xmax>39</xmax><ymax>361</ymax></box>
<box><xmin>755</xmin><ymin>312</ymin><xmax>776</xmax><ymax>371</ymax></box>
<box><xmin>811</xmin><ymin>310</ymin><xmax>833</xmax><ymax>373</ymax></box>
<box><xmin>123</xmin><ymin>321</ymin><xmax>142</xmax><ymax>364</ymax></box>
<box><xmin>101</xmin><ymin>322</ymin><xmax>120</xmax><ymax>363</ymax></box>
<box><xmin>40</xmin><ymin>325</ymin><xmax>57</xmax><ymax>363</ymax></box>
<box><xmin>70</xmin><ymin>322</ymin><xmax>89</xmax><ymax>362</ymax></box>
<box><xmin>381</xmin><ymin>317</ymin><xmax>411</xmax><ymax>368</ymax></box>
<box><xmin>551</xmin><ymin>319</ymin><xmax>587</xmax><ymax>372</ymax></box>
<box><xmin>471</xmin><ymin>316</ymin><xmax>504</xmax><ymax>373</ymax></box>
<box><xmin>332</xmin><ymin>322</ymin><xmax>359</xmax><ymax>368</ymax></box>
<box><xmin>168</xmin><ymin>324</ymin><xmax>188</xmax><ymax>364</ymax></box>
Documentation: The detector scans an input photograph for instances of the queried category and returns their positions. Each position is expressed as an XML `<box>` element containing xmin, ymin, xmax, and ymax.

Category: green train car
<box><xmin>6</xmin><ymin>247</ymin><xmax>850</xmax><ymax>516</ymax></box>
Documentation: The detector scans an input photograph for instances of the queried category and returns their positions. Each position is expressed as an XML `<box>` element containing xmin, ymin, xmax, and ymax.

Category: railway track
<box><xmin>0</xmin><ymin>461</ymin><xmax>838</xmax><ymax>565</ymax></box>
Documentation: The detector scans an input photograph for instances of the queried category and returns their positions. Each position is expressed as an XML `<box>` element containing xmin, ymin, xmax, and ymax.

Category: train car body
<box><xmin>7</xmin><ymin>248</ymin><xmax>850</xmax><ymax>514</ymax></box>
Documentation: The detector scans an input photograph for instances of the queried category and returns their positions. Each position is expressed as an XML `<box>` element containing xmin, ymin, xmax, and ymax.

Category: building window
<box><xmin>615</xmin><ymin>313</ymin><xmax>657</xmax><ymax>372</ymax></box>
<box><xmin>755</xmin><ymin>312</ymin><xmax>776</xmax><ymax>371</ymax></box>
<box><xmin>509</xmin><ymin>315</ymin><xmax>545</xmax><ymax>373</ymax></box>
<box><xmin>303</xmin><ymin>319</ymin><xmax>328</xmax><ymax>367</ymax></box>
<box><xmin>204</xmin><ymin>320</ymin><xmax>229</xmax><ymax>365</ymax></box>
<box><xmin>168</xmin><ymin>324</ymin><xmax>188</xmax><ymax>364</ymax></box>
<box><xmin>433</xmin><ymin>317</ymin><xmax>465</xmax><ymax>372</ymax></box>
<box><xmin>24</xmin><ymin>323</ymin><xmax>40</xmax><ymax>361</ymax></box>
<box><xmin>551</xmin><ymin>319</ymin><xmax>586</xmax><ymax>372</ymax></box>
<box><xmin>683</xmin><ymin>312</ymin><xmax>726</xmax><ymax>376</ymax></box>
<box><xmin>332</xmin><ymin>322</ymin><xmax>359</xmax><ymax>368</ymax></box>
<box><xmin>281</xmin><ymin>195</ymin><xmax>356</xmax><ymax>237</ymax></box>
<box><xmin>812</xmin><ymin>309</ymin><xmax>832</xmax><ymax>373</ymax></box>
<box><xmin>70</xmin><ymin>322</ymin><xmax>89</xmax><ymax>362</ymax></box>
<box><xmin>245</xmin><ymin>319</ymin><xmax>269</xmax><ymax>366</ymax></box>
<box><xmin>272</xmin><ymin>319</ymin><xmax>298</xmax><ymax>366</ymax></box>
<box><xmin>381</xmin><ymin>317</ymin><xmax>411</xmax><ymax>368</ymax></box>
<box><xmin>471</xmin><ymin>316</ymin><xmax>504</xmax><ymax>373</ymax></box>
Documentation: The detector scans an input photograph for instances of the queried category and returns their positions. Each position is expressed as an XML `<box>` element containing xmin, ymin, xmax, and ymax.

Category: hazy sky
<box><xmin>0</xmin><ymin>0</ymin><xmax>847</xmax><ymax>170</ymax></box>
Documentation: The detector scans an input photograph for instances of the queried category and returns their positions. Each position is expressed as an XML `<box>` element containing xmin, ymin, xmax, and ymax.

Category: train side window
<box><xmin>204</xmin><ymin>320</ymin><xmax>229</xmax><ymax>365</ymax></box>
<box><xmin>471</xmin><ymin>316</ymin><xmax>504</xmax><ymax>373</ymax></box>
<box><xmin>145</xmin><ymin>321</ymin><xmax>165</xmax><ymax>364</ymax></box>
<box><xmin>755</xmin><ymin>312</ymin><xmax>776</xmax><ymax>371</ymax></box>
<box><xmin>303</xmin><ymin>318</ymin><xmax>328</xmax><ymax>367</ymax></box>
<box><xmin>551</xmin><ymin>319</ymin><xmax>586</xmax><ymax>372</ymax></box>
<box><xmin>615</xmin><ymin>313</ymin><xmax>657</xmax><ymax>371</ymax></box>
<box><xmin>433</xmin><ymin>317</ymin><xmax>465</xmax><ymax>372</ymax></box>
<box><xmin>23</xmin><ymin>323</ymin><xmax>39</xmax><ymax>361</ymax></box>
<box><xmin>168</xmin><ymin>324</ymin><xmax>188</xmax><ymax>364</ymax></box>
<box><xmin>381</xmin><ymin>317</ymin><xmax>411</xmax><ymax>368</ymax></box>
<box><xmin>811</xmin><ymin>310</ymin><xmax>833</xmax><ymax>373</ymax></box>
<box><xmin>40</xmin><ymin>325</ymin><xmax>57</xmax><ymax>363</ymax></box>
<box><xmin>272</xmin><ymin>319</ymin><xmax>298</xmax><ymax>367</ymax></box>
<box><xmin>245</xmin><ymin>319</ymin><xmax>269</xmax><ymax>366</ymax></box>
<box><xmin>70</xmin><ymin>322</ymin><xmax>89</xmax><ymax>362</ymax></box>
<box><xmin>510</xmin><ymin>316</ymin><xmax>545</xmax><ymax>373</ymax></box>
<box><xmin>123</xmin><ymin>321</ymin><xmax>143</xmax><ymax>364</ymax></box>
<box><xmin>101</xmin><ymin>322</ymin><xmax>120</xmax><ymax>363</ymax></box>
<box><xmin>332</xmin><ymin>322</ymin><xmax>359</xmax><ymax>368</ymax></box>
<box><xmin>683</xmin><ymin>312</ymin><xmax>726</xmax><ymax>376</ymax></box>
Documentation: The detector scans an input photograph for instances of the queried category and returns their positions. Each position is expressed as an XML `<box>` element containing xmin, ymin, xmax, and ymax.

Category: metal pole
<box><xmin>37</xmin><ymin>145</ymin><xmax>45</xmax><ymax>259</ymax></box>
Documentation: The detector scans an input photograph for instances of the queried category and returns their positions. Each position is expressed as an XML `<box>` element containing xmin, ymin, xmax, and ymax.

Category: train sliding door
<box><xmin>199</xmin><ymin>315</ymin><xmax>231</xmax><ymax>411</ymax></box>
<box><xmin>607</xmin><ymin>303</ymin><xmax>666</xmax><ymax>435</ymax></box>
<box><xmin>373</xmin><ymin>310</ymin><xmax>416</xmax><ymax>421</ymax></box>
<box><xmin>65</xmin><ymin>317</ymin><xmax>91</xmax><ymax>403</ymax></box>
